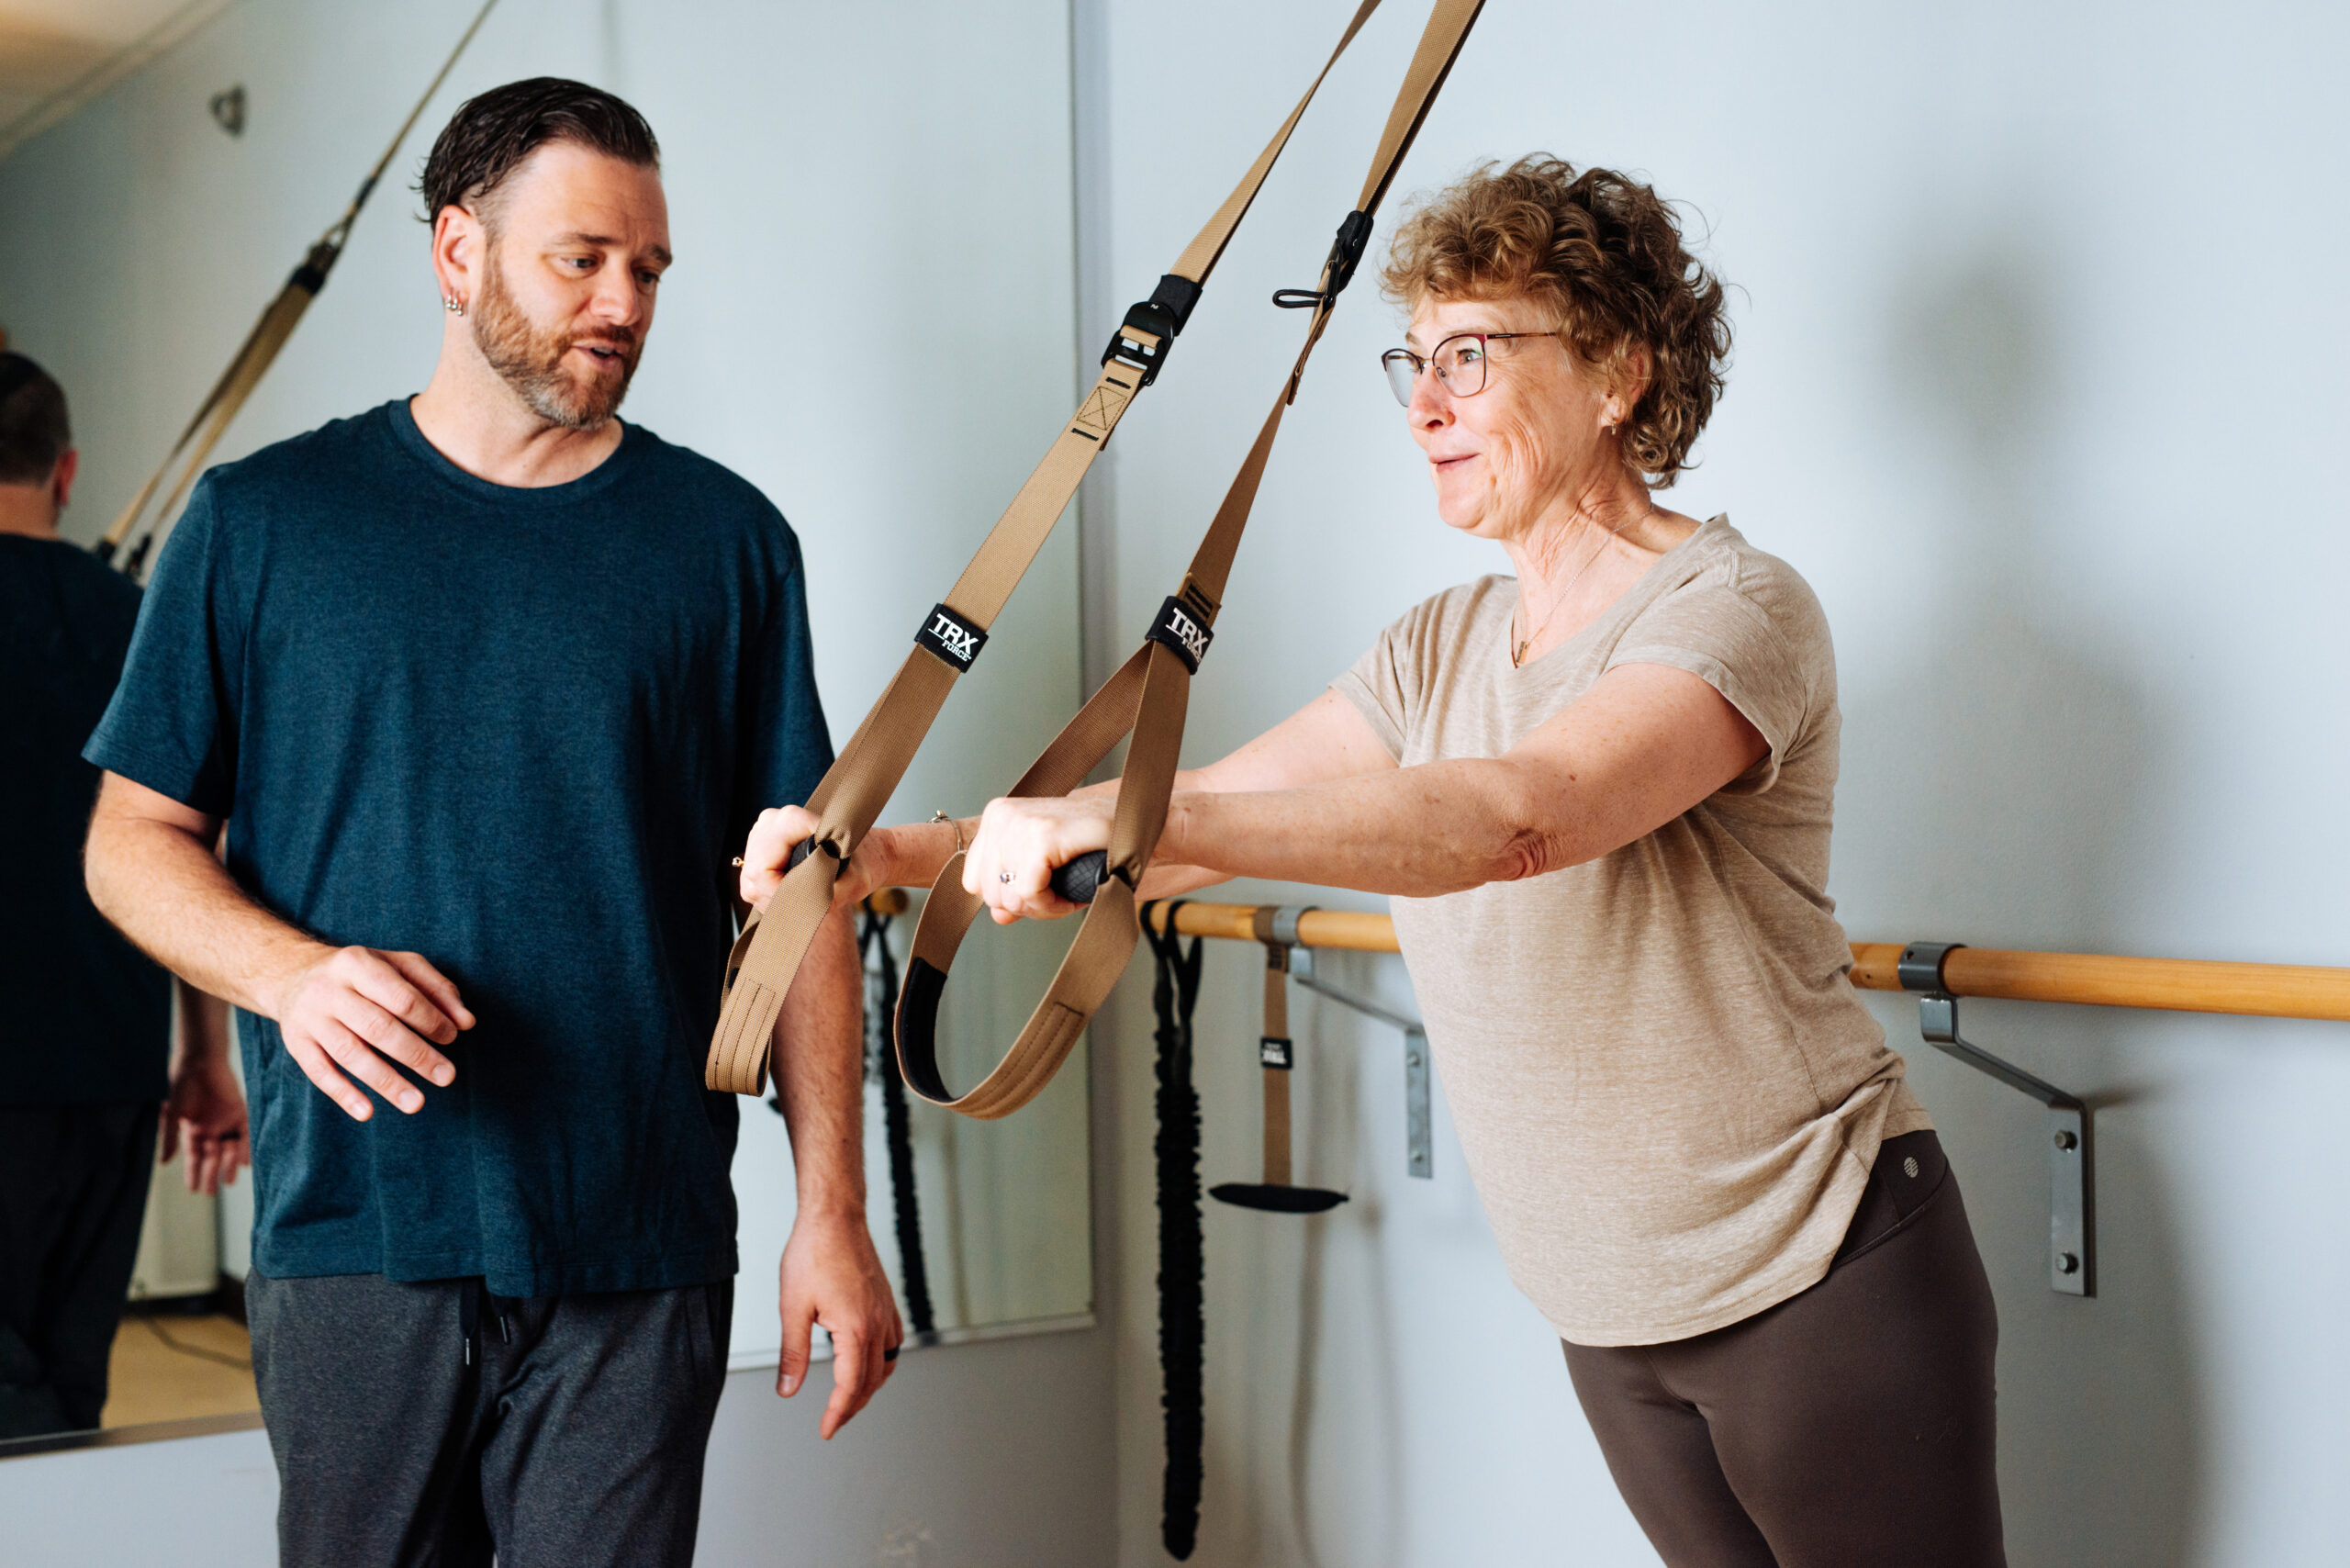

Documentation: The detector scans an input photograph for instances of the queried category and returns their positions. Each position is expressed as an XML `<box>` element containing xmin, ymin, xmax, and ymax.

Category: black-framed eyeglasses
<box><xmin>1381</xmin><ymin>331</ymin><xmax>1553</xmax><ymax>407</ymax></box>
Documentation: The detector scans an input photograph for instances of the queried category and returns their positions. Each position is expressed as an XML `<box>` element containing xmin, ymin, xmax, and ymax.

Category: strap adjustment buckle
<box><xmin>1102</xmin><ymin>274</ymin><xmax>1203</xmax><ymax>386</ymax></box>
<box><xmin>1272</xmin><ymin>208</ymin><xmax>1374</xmax><ymax>309</ymax></box>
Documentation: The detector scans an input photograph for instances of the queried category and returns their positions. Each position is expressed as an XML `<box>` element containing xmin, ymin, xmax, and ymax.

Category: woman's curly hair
<box><xmin>1381</xmin><ymin>156</ymin><xmax>1730</xmax><ymax>488</ymax></box>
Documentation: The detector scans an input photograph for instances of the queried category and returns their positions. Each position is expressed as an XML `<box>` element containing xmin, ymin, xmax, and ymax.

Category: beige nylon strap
<box><xmin>891</xmin><ymin>0</ymin><xmax>1483</xmax><ymax>1119</ymax></box>
<box><xmin>1255</xmin><ymin>913</ymin><xmax>1293</xmax><ymax>1187</ymax></box>
<box><xmin>710</xmin><ymin>0</ymin><xmax>1389</xmax><ymax>1095</ymax></box>
<box><xmin>99</xmin><ymin>0</ymin><xmax>501</xmax><ymax>578</ymax></box>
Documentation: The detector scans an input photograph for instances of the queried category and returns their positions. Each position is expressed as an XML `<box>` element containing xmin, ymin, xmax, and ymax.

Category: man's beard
<box><xmin>470</xmin><ymin>252</ymin><xmax>640</xmax><ymax>430</ymax></box>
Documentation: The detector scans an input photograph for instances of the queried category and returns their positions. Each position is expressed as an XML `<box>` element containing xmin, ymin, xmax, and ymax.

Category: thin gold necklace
<box><xmin>1511</xmin><ymin>512</ymin><xmax>1639</xmax><ymax>668</ymax></box>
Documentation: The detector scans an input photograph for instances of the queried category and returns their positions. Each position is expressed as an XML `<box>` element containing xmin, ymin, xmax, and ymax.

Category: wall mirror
<box><xmin>0</xmin><ymin>0</ymin><xmax>1091</xmax><ymax>1456</ymax></box>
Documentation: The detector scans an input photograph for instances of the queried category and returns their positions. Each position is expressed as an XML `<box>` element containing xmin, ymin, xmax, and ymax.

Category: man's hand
<box><xmin>161</xmin><ymin>1048</ymin><xmax>249</xmax><ymax>1195</ymax></box>
<box><xmin>264</xmin><ymin>946</ymin><xmax>472</xmax><ymax>1121</ymax></box>
<box><xmin>776</xmin><ymin>1208</ymin><xmax>903</xmax><ymax>1439</ymax></box>
<box><xmin>740</xmin><ymin>804</ymin><xmax>957</xmax><ymax>914</ymax></box>
<box><xmin>86</xmin><ymin>774</ymin><xmax>476</xmax><ymax>1126</ymax></box>
<box><xmin>742</xmin><ymin>804</ymin><xmax>872</xmax><ymax>912</ymax></box>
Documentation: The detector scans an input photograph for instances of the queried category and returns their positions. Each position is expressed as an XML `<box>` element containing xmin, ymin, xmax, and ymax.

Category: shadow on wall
<box><xmin>1190</xmin><ymin>953</ymin><xmax>1421</xmax><ymax>1568</ymax></box>
<box><xmin>1837</xmin><ymin>229</ymin><xmax>2207</xmax><ymax>1563</ymax></box>
<box><xmin>1289</xmin><ymin>1004</ymin><xmax>1404</xmax><ymax>1568</ymax></box>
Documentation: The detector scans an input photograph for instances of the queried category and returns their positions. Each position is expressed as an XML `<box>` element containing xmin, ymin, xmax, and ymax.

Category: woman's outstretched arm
<box><xmin>737</xmin><ymin>688</ymin><xmax>1396</xmax><ymax>911</ymax></box>
<box><xmin>965</xmin><ymin>662</ymin><xmax>1765</xmax><ymax>923</ymax></box>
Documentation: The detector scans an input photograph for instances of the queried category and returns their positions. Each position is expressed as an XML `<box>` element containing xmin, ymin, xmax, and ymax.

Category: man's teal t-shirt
<box><xmin>87</xmin><ymin>400</ymin><xmax>831</xmax><ymax>1296</ymax></box>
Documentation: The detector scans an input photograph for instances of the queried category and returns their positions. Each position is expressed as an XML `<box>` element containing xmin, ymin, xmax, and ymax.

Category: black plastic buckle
<box><xmin>1101</xmin><ymin>274</ymin><xmax>1203</xmax><ymax>386</ymax></box>
<box><xmin>1272</xmin><ymin>209</ymin><xmax>1375</xmax><ymax>310</ymax></box>
<box><xmin>288</xmin><ymin>240</ymin><xmax>341</xmax><ymax>297</ymax></box>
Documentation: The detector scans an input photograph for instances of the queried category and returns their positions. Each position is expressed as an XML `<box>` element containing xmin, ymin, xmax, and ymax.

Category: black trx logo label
<box><xmin>915</xmin><ymin>604</ymin><xmax>988</xmax><ymax>668</ymax></box>
<box><xmin>1147</xmin><ymin>596</ymin><xmax>1214</xmax><ymax>673</ymax></box>
<box><xmin>1259</xmin><ymin>1036</ymin><xmax>1293</xmax><ymax>1070</ymax></box>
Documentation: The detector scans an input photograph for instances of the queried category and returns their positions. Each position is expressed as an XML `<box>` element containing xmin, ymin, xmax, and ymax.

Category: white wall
<box><xmin>0</xmin><ymin>1</ymin><xmax>1115</xmax><ymax>1561</ymax></box>
<box><xmin>1075</xmin><ymin>0</ymin><xmax>2350</xmax><ymax>1563</ymax></box>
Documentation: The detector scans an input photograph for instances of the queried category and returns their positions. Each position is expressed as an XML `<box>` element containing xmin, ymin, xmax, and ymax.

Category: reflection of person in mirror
<box><xmin>81</xmin><ymin>81</ymin><xmax>899</xmax><ymax>1563</ymax></box>
<box><xmin>0</xmin><ymin>353</ymin><xmax>248</xmax><ymax>1441</ymax></box>
<box><xmin>755</xmin><ymin>160</ymin><xmax>2009</xmax><ymax>1565</ymax></box>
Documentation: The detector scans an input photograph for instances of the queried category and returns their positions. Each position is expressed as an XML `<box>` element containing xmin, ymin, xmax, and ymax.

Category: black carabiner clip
<box><xmin>1272</xmin><ymin>208</ymin><xmax>1375</xmax><ymax>309</ymax></box>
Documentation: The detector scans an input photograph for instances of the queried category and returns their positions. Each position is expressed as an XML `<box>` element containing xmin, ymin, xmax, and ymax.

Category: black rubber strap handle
<box><xmin>1051</xmin><ymin>850</ymin><xmax>1110</xmax><ymax>905</ymax></box>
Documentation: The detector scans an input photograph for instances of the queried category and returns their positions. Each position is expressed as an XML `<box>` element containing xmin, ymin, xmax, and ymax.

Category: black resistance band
<box><xmin>1144</xmin><ymin>900</ymin><xmax>1206</xmax><ymax>1561</ymax></box>
<box><xmin>861</xmin><ymin>906</ymin><xmax>934</xmax><ymax>1337</ymax></box>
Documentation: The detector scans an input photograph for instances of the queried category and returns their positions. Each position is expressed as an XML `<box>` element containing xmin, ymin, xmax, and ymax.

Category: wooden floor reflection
<box><xmin>102</xmin><ymin>1313</ymin><xmax>259</xmax><ymax>1428</ymax></box>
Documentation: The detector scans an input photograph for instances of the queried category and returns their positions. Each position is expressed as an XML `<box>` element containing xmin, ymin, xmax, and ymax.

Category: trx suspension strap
<box><xmin>1141</xmin><ymin>902</ymin><xmax>1207</xmax><ymax>1561</ymax></box>
<box><xmin>895</xmin><ymin>0</ymin><xmax>1483</xmax><ymax>1120</ymax></box>
<box><xmin>707</xmin><ymin>1</ymin><xmax>1388</xmax><ymax>1096</ymax></box>
<box><xmin>1211</xmin><ymin>907</ymin><xmax>1347</xmax><ymax>1213</ymax></box>
<box><xmin>95</xmin><ymin>0</ymin><xmax>501</xmax><ymax>577</ymax></box>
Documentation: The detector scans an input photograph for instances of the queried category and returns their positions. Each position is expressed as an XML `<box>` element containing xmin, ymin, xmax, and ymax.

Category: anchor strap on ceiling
<box><xmin>891</xmin><ymin>0</ymin><xmax>1483</xmax><ymax>1121</ymax></box>
<box><xmin>707</xmin><ymin>0</ymin><xmax>1391</xmax><ymax>1096</ymax></box>
<box><xmin>95</xmin><ymin>0</ymin><xmax>501</xmax><ymax>577</ymax></box>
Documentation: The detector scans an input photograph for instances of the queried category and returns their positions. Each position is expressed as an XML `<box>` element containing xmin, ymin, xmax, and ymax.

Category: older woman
<box><xmin>745</xmin><ymin>157</ymin><xmax>2004</xmax><ymax>1565</ymax></box>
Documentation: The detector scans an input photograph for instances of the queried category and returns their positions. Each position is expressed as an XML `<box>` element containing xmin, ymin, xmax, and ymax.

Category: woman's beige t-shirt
<box><xmin>1332</xmin><ymin>516</ymin><xmax>1930</xmax><ymax>1347</ymax></box>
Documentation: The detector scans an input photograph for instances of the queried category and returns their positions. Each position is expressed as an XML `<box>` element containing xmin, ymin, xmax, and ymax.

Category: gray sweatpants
<box><xmin>246</xmin><ymin>1269</ymin><xmax>733</xmax><ymax>1568</ymax></box>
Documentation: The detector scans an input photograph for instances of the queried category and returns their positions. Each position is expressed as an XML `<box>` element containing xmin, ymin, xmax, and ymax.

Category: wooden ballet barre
<box><xmin>1846</xmin><ymin>943</ymin><xmax>2350</xmax><ymax>1021</ymax></box>
<box><xmin>1137</xmin><ymin>902</ymin><xmax>2350</xmax><ymax>1022</ymax></box>
<box><xmin>1141</xmin><ymin>901</ymin><xmax>1400</xmax><ymax>955</ymax></box>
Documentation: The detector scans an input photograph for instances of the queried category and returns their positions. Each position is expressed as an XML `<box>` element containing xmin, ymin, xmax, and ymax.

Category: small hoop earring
<box><xmin>443</xmin><ymin>296</ymin><xmax>465</xmax><ymax>316</ymax></box>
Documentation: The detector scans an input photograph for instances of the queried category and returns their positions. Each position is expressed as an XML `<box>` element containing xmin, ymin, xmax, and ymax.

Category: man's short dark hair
<box><xmin>419</xmin><ymin>77</ymin><xmax>659</xmax><ymax>229</ymax></box>
<box><xmin>0</xmin><ymin>353</ymin><xmax>70</xmax><ymax>486</ymax></box>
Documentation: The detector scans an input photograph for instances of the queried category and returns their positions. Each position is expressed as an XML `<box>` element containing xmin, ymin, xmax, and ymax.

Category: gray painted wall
<box><xmin>1072</xmin><ymin>0</ymin><xmax>2350</xmax><ymax>1562</ymax></box>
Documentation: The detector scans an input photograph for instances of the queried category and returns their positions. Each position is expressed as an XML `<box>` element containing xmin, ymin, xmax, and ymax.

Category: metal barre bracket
<box><xmin>1900</xmin><ymin>942</ymin><xmax>2092</xmax><ymax>1297</ymax></box>
<box><xmin>1283</xmin><ymin>929</ymin><xmax>1432</xmax><ymax>1181</ymax></box>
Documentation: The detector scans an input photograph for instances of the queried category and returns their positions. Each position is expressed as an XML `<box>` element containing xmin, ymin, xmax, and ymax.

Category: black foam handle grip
<box><xmin>1052</xmin><ymin>851</ymin><xmax>1109</xmax><ymax>906</ymax></box>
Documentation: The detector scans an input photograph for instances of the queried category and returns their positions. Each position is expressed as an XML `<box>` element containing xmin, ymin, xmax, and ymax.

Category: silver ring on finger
<box><xmin>999</xmin><ymin>869</ymin><xmax>1013</xmax><ymax>883</ymax></box>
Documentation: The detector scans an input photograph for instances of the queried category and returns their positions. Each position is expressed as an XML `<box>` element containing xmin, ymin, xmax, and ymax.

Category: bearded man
<box><xmin>82</xmin><ymin>79</ymin><xmax>897</xmax><ymax>1567</ymax></box>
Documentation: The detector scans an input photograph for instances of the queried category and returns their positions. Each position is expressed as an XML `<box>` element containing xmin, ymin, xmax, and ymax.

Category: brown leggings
<box><xmin>1562</xmin><ymin>1132</ymin><xmax>2007</xmax><ymax>1568</ymax></box>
